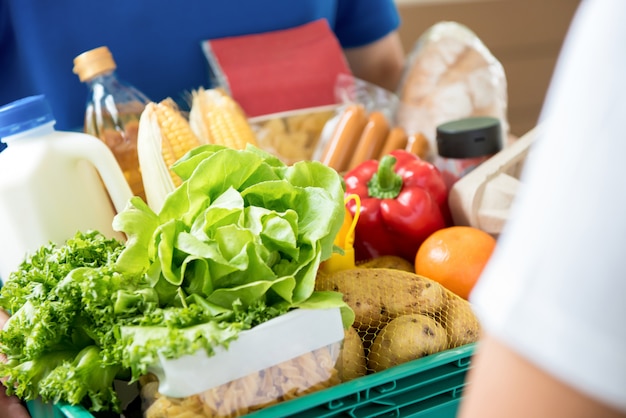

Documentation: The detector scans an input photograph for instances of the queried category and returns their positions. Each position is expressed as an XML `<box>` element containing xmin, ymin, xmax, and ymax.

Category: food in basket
<box><xmin>315</xmin><ymin>268</ymin><xmax>447</xmax><ymax>331</ymax></box>
<box><xmin>368</xmin><ymin>313</ymin><xmax>448</xmax><ymax>372</ymax></box>
<box><xmin>346</xmin><ymin>110</ymin><xmax>390</xmax><ymax>171</ymax></box>
<box><xmin>137</xmin><ymin>97</ymin><xmax>205</xmax><ymax>211</ymax></box>
<box><xmin>0</xmin><ymin>145</ymin><xmax>351</xmax><ymax>414</ymax></box>
<box><xmin>319</xmin><ymin>104</ymin><xmax>368</xmax><ymax>172</ymax></box>
<box><xmin>395</xmin><ymin>21</ymin><xmax>510</xmax><ymax>160</ymax></box>
<box><xmin>344</xmin><ymin>149</ymin><xmax>450</xmax><ymax>262</ymax></box>
<box><xmin>406</xmin><ymin>131</ymin><xmax>431</xmax><ymax>159</ymax></box>
<box><xmin>316</xmin><ymin>266</ymin><xmax>480</xmax><ymax>375</ymax></box>
<box><xmin>377</xmin><ymin>126</ymin><xmax>408</xmax><ymax>159</ymax></box>
<box><xmin>189</xmin><ymin>87</ymin><xmax>258</xmax><ymax>149</ymax></box>
<box><xmin>415</xmin><ymin>225</ymin><xmax>496</xmax><ymax>299</ymax></box>
<box><xmin>137</xmin><ymin>89</ymin><xmax>261</xmax><ymax>213</ymax></box>
<box><xmin>441</xmin><ymin>292</ymin><xmax>481</xmax><ymax>349</ymax></box>
<box><xmin>141</xmin><ymin>343</ymin><xmax>342</xmax><ymax>418</ymax></box>
<box><xmin>317</xmin><ymin>105</ymin><xmax>431</xmax><ymax>173</ymax></box>
<box><xmin>336</xmin><ymin>326</ymin><xmax>367</xmax><ymax>382</ymax></box>
<box><xmin>358</xmin><ymin>255</ymin><xmax>415</xmax><ymax>272</ymax></box>
<box><xmin>251</xmin><ymin>106</ymin><xmax>336</xmax><ymax>165</ymax></box>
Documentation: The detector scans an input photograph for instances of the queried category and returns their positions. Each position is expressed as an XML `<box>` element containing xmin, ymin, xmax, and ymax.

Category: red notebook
<box><xmin>202</xmin><ymin>19</ymin><xmax>352</xmax><ymax>117</ymax></box>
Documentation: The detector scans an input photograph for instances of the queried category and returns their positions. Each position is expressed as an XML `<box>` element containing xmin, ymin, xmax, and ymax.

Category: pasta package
<box><xmin>249</xmin><ymin>105</ymin><xmax>337</xmax><ymax>165</ymax></box>
<box><xmin>140</xmin><ymin>308</ymin><xmax>345</xmax><ymax>418</ymax></box>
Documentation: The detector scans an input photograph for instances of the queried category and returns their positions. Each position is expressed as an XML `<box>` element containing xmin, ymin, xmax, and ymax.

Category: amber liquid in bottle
<box><xmin>74</xmin><ymin>46</ymin><xmax>149</xmax><ymax>201</ymax></box>
<box><xmin>84</xmin><ymin>101</ymin><xmax>145</xmax><ymax>200</ymax></box>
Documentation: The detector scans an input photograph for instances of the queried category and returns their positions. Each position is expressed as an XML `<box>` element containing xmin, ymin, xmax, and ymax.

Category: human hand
<box><xmin>0</xmin><ymin>310</ymin><xmax>31</xmax><ymax>418</ymax></box>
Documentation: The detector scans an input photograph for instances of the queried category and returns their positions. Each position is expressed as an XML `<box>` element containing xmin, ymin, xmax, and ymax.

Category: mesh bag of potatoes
<box><xmin>315</xmin><ymin>258</ymin><xmax>480</xmax><ymax>380</ymax></box>
<box><xmin>137</xmin><ymin>308</ymin><xmax>345</xmax><ymax>418</ymax></box>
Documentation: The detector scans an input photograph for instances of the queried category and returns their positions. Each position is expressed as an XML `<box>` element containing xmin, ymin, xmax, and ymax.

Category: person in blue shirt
<box><xmin>0</xmin><ymin>0</ymin><xmax>405</xmax><ymax>133</ymax></box>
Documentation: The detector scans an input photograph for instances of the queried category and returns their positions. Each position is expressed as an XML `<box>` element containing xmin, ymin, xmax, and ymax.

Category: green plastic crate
<box><xmin>27</xmin><ymin>343</ymin><xmax>475</xmax><ymax>418</ymax></box>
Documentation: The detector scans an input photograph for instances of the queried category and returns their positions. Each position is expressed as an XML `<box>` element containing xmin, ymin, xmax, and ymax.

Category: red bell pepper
<box><xmin>344</xmin><ymin>149</ymin><xmax>450</xmax><ymax>262</ymax></box>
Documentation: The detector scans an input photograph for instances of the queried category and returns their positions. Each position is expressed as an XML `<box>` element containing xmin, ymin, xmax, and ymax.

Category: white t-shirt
<box><xmin>470</xmin><ymin>0</ymin><xmax>626</xmax><ymax>413</ymax></box>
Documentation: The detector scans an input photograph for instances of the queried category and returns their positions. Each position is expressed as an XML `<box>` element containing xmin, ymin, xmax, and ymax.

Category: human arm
<box><xmin>458</xmin><ymin>1</ymin><xmax>626</xmax><ymax>416</ymax></box>
<box><xmin>459</xmin><ymin>334</ymin><xmax>626</xmax><ymax>418</ymax></box>
<box><xmin>333</xmin><ymin>0</ymin><xmax>406</xmax><ymax>92</ymax></box>
<box><xmin>343</xmin><ymin>30</ymin><xmax>405</xmax><ymax>92</ymax></box>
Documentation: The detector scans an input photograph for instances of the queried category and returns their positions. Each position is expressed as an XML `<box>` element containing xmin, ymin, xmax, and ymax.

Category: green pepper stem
<box><xmin>367</xmin><ymin>155</ymin><xmax>403</xmax><ymax>199</ymax></box>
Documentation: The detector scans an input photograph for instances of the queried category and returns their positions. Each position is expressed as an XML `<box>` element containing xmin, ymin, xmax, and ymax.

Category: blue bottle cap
<box><xmin>0</xmin><ymin>95</ymin><xmax>55</xmax><ymax>140</ymax></box>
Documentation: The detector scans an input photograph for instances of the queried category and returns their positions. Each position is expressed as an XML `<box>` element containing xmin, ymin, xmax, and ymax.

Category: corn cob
<box><xmin>152</xmin><ymin>98</ymin><xmax>203</xmax><ymax>183</ymax></box>
<box><xmin>137</xmin><ymin>98</ymin><xmax>204</xmax><ymax>212</ymax></box>
<box><xmin>189</xmin><ymin>87</ymin><xmax>258</xmax><ymax>149</ymax></box>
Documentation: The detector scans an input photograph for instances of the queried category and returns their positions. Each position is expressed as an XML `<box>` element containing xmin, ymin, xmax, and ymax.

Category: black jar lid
<box><xmin>436</xmin><ymin>116</ymin><xmax>503</xmax><ymax>159</ymax></box>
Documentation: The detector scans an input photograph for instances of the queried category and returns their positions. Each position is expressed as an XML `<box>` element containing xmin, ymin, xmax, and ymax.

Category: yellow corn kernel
<box><xmin>153</xmin><ymin>98</ymin><xmax>203</xmax><ymax>186</ymax></box>
<box><xmin>190</xmin><ymin>88</ymin><xmax>258</xmax><ymax>150</ymax></box>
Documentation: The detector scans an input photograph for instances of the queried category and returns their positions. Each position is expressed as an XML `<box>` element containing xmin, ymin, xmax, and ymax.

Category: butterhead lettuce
<box><xmin>114</xmin><ymin>145</ymin><xmax>347</xmax><ymax>310</ymax></box>
<box><xmin>114</xmin><ymin>145</ymin><xmax>353</xmax><ymax>374</ymax></box>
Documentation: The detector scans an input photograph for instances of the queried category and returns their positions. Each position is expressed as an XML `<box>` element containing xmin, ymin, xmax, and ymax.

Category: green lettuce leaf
<box><xmin>115</xmin><ymin>145</ymin><xmax>349</xmax><ymax>318</ymax></box>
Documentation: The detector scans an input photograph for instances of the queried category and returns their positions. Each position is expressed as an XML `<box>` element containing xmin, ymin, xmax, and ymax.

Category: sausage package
<box><xmin>139</xmin><ymin>308</ymin><xmax>344</xmax><ymax>418</ymax></box>
<box><xmin>310</xmin><ymin>76</ymin><xmax>430</xmax><ymax>173</ymax></box>
<box><xmin>396</xmin><ymin>21</ymin><xmax>510</xmax><ymax>161</ymax></box>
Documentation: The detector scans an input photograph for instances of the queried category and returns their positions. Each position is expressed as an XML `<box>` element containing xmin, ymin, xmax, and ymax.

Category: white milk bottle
<box><xmin>0</xmin><ymin>95</ymin><xmax>133</xmax><ymax>281</ymax></box>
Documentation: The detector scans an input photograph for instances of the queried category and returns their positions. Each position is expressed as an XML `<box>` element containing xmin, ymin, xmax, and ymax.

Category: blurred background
<box><xmin>394</xmin><ymin>0</ymin><xmax>581</xmax><ymax>137</ymax></box>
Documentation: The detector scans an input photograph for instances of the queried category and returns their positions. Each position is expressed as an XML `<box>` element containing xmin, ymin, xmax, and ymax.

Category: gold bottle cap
<box><xmin>73</xmin><ymin>46</ymin><xmax>117</xmax><ymax>82</ymax></box>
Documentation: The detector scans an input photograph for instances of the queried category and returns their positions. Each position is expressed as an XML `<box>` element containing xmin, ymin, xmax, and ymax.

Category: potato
<box><xmin>315</xmin><ymin>268</ymin><xmax>447</xmax><ymax>331</ymax></box>
<box><xmin>358</xmin><ymin>255</ymin><xmax>415</xmax><ymax>272</ymax></box>
<box><xmin>316</xmin><ymin>270</ymin><xmax>381</xmax><ymax>329</ymax></box>
<box><xmin>336</xmin><ymin>326</ymin><xmax>367</xmax><ymax>382</ymax></box>
<box><xmin>367</xmin><ymin>314</ymin><xmax>448</xmax><ymax>372</ymax></box>
<box><xmin>441</xmin><ymin>292</ymin><xmax>481</xmax><ymax>348</ymax></box>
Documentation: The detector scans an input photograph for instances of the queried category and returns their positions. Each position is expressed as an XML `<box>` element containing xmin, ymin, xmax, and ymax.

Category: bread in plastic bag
<box><xmin>395</xmin><ymin>21</ymin><xmax>510</xmax><ymax>161</ymax></box>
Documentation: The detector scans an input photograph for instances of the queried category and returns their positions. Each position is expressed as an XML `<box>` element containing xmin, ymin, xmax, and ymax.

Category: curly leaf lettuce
<box><xmin>0</xmin><ymin>232</ymin><xmax>153</xmax><ymax>412</ymax></box>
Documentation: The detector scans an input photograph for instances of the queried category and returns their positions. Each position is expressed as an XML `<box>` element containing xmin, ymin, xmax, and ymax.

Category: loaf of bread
<box><xmin>395</xmin><ymin>21</ymin><xmax>510</xmax><ymax>161</ymax></box>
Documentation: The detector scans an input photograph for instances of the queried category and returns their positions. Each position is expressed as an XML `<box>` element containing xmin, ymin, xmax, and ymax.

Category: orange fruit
<box><xmin>414</xmin><ymin>226</ymin><xmax>496</xmax><ymax>300</ymax></box>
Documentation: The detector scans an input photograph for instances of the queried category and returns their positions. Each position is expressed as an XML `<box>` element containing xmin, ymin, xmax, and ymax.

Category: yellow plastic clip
<box><xmin>320</xmin><ymin>194</ymin><xmax>361</xmax><ymax>273</ymax></box>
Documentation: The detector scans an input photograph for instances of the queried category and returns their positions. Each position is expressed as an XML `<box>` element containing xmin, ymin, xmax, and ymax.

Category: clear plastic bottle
<box><xmin>0</xmin><ymin>95</ymin><xmax>133</xmax><ymax>281</ymax></box>
<box><xmin>73</xmin><ymin>46</ymin><xmax>150</xmax><ymax>200</ymax></box>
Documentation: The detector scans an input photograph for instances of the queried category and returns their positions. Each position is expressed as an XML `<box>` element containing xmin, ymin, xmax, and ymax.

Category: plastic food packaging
<box><xmin>311</xmin><ymin>75</ymin><xmax>433</xmax><ymax>172</ymax></box>
<box><xmin>0</xmin><ymin>95</ymin><xmax>132</xmax><ymax>281</ymax></box>
<box><xmin>396</xmin><ymin>21</ymin><xmax>510</xmax><ymax>161</ymax></box>
<box><xmin>139</xmin><ymin>308</ymin><xmax>345</xmax><ymax>418</ymax></box>
<box><xmin>73</xmin><ymin>46</ymin><xmax>150</xmax><ymax>200</ymax></box>
<box><xmin>435</xmin><ymin>116</ymin><xmax>504</xmax><ymax>189</ymax></box>
<box><xmin>249</xmin><ymin>105</ymin><xmax>337</xmax><ymax>165</ymax></box>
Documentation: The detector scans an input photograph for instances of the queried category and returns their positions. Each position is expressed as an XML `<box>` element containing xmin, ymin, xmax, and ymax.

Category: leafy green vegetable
<box><xmin>0</xmin><ymin>231</ymin><xmax>145</xmax><ymax>412</ymax></box>
<box><xmin>0</xmin><ymin>145</ymin><xmax>353</xmax><ymax>412</ymax></box>
<box><xmin>114</xmin><ymin>144</ymin><xmax>349</xmax><ymax>317</ymax></box>
<box><xmin>38</xmin><ymin>345</ymin><xmax>122</xmax><ymax>412</ymax></box>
